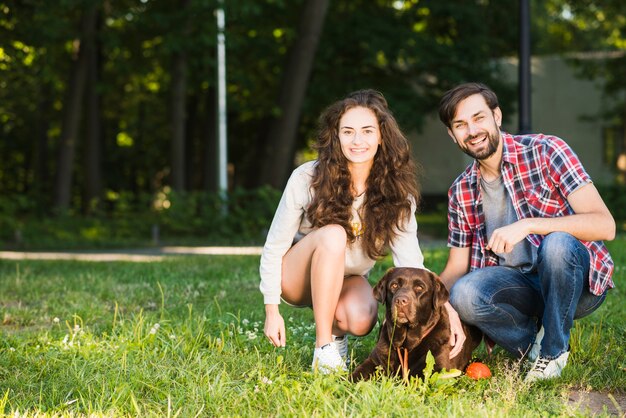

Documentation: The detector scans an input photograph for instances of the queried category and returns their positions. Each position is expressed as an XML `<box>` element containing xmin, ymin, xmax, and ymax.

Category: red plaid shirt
<box><xmin>447</xmin><ymin>132</ymin><xmax>614</xmax><ymax>296</ymax></box>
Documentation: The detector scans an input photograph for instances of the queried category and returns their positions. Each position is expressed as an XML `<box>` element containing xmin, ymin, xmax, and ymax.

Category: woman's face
<box><xmin>338</xmin><ymin>106</ymin><xmax>381</xmax><ymax>167</ymax></box>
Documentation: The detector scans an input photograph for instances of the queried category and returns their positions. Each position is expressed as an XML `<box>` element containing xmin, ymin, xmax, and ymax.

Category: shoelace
<box><xmin>532</xmin><ymin>357</ymin><xmax>551</xmax><ymax>373</ymax></box>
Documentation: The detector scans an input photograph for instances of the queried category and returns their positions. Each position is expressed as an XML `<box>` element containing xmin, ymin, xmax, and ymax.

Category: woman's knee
<box><xmin>315</xmin><ymin>224</ymin><xmax>348</xmax><ymax>253</ymax></box>
<box><xmin>336</xmin><ymin>293</ymin><xmax>378</xmax><ymax>336</ymax></box>
<box><xmin>345</xmin><ymin>301</ymin><xmax>378</xmax><ymax>336</ymax></box>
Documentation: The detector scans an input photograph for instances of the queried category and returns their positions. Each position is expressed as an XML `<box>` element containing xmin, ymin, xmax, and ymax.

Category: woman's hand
<box><xmin>264</xmin><ymin>304</ymin><xmax>286</xmax><ymax>347</ymax></box>
<box><xmin>444</xmin><ymin>301</ymin><xmax>466</xmax><ymax>359</ymax></box>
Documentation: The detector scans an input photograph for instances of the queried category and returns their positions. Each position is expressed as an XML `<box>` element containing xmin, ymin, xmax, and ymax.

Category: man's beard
<box><xmin>459</xmin><ymin>130</ymin><xmax>500</xmax><ymax>160</ymax></box>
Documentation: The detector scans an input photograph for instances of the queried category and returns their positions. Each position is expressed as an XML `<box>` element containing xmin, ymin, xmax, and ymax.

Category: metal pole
<box><xmin>216</xmin><ymin>0</ymin><xmax>228</xmax><ymax>212</ymax></box>
<box><xmin>519</xmin><ymin>0</ymin><xmax>531</xmax><ymax>134</ymax></box>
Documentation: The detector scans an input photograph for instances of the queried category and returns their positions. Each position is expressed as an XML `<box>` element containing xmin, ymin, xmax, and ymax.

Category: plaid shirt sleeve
<box><xmin>544</xmin><ymin>136</ymin><xmax>591</xmax><ymax>197</ymax></box>
<box><xmin>447</xmin><ymin>174</ymin><xmax>473</xmax><ymax>248</ymax></box>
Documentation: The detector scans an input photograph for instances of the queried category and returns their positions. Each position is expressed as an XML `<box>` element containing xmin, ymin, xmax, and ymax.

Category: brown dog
<box><xmin>352</xmin><ymin>267</ymin><xmax>482</xmax><ymax>381</ymax></box>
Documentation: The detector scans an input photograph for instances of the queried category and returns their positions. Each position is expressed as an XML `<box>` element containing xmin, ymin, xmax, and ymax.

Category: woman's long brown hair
<box><xmin>306</xmin><ymin>89</ymin><xmax>420</xmax><ymax>259</ymax></box>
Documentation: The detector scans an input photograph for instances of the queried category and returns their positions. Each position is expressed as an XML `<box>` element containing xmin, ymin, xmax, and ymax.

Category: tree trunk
<box><xmin>171</xmin><ymin>51</ymin><xmax>187</xmax><ymax>192</ymax></box>
<box><xmin>170</xmin><ymin>0</ymin><xmax>191</xmax><ymax>192</ymax></box>
<box><xmin>34</xmin><ymin>83</ymin><xmax>52</xmax><ymax>206</ymax></box>
<box><xmin>258</xmin><ymin>0</ymin><xmax>330</xmax><ymax>189</ymax></box>
<box><xmin>202</xmin><ymin>86</ymin><xmax>218</xmax><ymax>192</ymax></box>
<box><xmin>185</xmin><ymin>93</ymin><xmax>199</xmax><ymax>190</ymax></box>
<box><xmin>53</xmin><ymin>4</ymin><xmax>98</xmax><ymax>211</ymax></box>
<box><xmin>83</xmin><ymin>6</ymin><xmax>103</xmax><ymax>213</ymax></box>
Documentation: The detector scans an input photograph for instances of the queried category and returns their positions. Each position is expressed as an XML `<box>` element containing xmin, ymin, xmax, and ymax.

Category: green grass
<box><xmin>0</xmin><ymin>240</ymin><xmax>625</xmax><ymax>417</ymax></box>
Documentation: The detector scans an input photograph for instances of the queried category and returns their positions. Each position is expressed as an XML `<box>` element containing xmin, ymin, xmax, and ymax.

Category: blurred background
<box><xmin>0</xmin><ymin>0</ymin><xmax>624</xmax><ymax>249</ymax></box>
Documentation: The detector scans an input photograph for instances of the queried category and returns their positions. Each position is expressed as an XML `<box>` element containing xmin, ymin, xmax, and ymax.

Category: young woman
<box><xmin>260</xmin><ymin>89</ymin><xmax>425</xmax><ymax>373</ymax></box>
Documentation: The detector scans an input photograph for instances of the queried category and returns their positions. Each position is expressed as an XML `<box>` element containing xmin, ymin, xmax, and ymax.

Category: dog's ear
<box><xmin>373</xmin><ymin>268</ymin><xmax>394</xmax><ymax>303</ymax></box>
<box><xmin>429</xmin><ymin>271</ymin><xmax>449</xmax><ymax>309</ymax></box>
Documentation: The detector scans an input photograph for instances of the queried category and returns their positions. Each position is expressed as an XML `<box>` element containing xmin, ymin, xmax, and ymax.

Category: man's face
<box><xmin>447</xmin><ymin>94</ymin><xmax>502</xmax><ymax>160</ymax></box>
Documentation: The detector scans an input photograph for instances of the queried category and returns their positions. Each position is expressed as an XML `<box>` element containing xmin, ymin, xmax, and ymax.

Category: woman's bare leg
<box><xmin>281</xmin><ymin>225</ymin><xmax>347</xmax><ymax>348</ymax></box>
<box><xmin>333</xmin><ymin>275</ymin><xmax>378</xmax><ymax>337</ymax></box>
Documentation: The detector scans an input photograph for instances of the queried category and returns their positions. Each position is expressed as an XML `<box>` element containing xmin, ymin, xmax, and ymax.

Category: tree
<box><xmin>54</xmin><ymin>2</ymin><xmax>99</xmax><ymax>211</ymax></box>
<box><xmin>1</xmin><ymin>0</ymin><xmax>532</xmax><ymax>211</ymax></box>
<box><xmin>258</xmin><ymin>0</ymin><xmax>330</xmax><ymax>189</ymax></box>
<box><xmin>170</xmin><ymin>0</ymin><xmax>191</xmax><ymax>192</ymax></box>
<box><xmin>534</xmin><ymin>0</ymin><xmax>626</xmax><ymax>178</ymax></box>
<box><xmin>83</xmin><ymin>4</ymin><xmax>104</xmax><ymax>212</ymax></box>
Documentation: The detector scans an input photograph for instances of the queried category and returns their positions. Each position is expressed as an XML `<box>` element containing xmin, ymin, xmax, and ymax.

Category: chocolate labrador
<box><xmin>352</xmin><ymin>267</ymin><xmax>482</xmax><ymax>381</ymax></box>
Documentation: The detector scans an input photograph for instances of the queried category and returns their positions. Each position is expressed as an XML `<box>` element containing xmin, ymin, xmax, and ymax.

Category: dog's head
<box><xmin>373</xmin><ymin>267</ymin><xmax>449</xmax><ymax>348</ymax></box>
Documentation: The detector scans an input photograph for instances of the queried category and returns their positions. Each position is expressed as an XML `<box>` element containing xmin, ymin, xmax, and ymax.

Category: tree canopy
<box><xmin>0</xmin><ymin>0</ymin><xmax>623</xmax><ymax>215</ymax></box>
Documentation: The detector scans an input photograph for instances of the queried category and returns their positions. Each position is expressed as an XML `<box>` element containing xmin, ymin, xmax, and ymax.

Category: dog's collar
<box><xmin>391</xmin><ymin>319</ymin><xmax>438</xmax><ymax>350</ymax></box>
<box><xmin>419</xmin><ymin>321</ymin><xmax>437</xmax><ymax>340</ymax></box>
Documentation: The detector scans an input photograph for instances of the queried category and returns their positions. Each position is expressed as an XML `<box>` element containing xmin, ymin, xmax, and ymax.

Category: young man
<box><xmin>437</xmin><ymin>82</ymin><xmax>615</xmax><ymax>382</ymax></box>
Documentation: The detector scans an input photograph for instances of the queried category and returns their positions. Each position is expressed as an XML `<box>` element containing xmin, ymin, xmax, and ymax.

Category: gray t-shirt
<box><xmin>481</xmin><ymin>175</ymin><xmax>537</xmax><ymax>272</ymax></box>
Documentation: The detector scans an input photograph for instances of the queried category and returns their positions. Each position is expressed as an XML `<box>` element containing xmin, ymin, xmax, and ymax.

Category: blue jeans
<box><xmin>449</xmin><ymin>232</ymin><xmax>607</xmax><ymax>360</ymax></box>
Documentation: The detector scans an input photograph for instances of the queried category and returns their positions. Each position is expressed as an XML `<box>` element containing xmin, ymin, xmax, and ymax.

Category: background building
<box><xmin>412</xmin><ymin>54</ymin><xmax>624</xmax><ymax>198</ymax></box>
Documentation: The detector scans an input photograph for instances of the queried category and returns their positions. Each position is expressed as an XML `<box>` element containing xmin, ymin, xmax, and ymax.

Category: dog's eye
<box><xmin>390</xmin><ymin>283</ymin><xmax>398</xmax><ymax>290</ymax></box>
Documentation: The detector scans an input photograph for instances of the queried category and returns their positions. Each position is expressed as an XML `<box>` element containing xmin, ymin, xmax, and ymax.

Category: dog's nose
<box><xmin>394</xmin><ymin>295</ymin><xmax>408</xmax><ymax>306</ymax></box>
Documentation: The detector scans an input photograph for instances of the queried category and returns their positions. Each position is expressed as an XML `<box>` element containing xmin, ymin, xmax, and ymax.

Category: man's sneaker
<box><xmin>524</xmin><ymin>350</ymin><xmax>569</xmax><ymax>383</ymax></box>
<box><xmin>312</xmin><ymin>343</ymin><xmax>347</xmax><ymax>374</ymax></box>
<box><xmin>332</xmin><ymin>334</ymin><xmax>350</xmax><ymax>367</ymax></box>
<box><xmin>528</xmin><ymin>326</ymin><xmax>544</xmax><ymax>362</ymax></box>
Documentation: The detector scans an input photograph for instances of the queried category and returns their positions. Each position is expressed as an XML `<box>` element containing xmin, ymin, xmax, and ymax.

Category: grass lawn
<box><xmin>0</xmin><ymin>239</ymin><xmax>624</xmax><ymax>417</ymax></box>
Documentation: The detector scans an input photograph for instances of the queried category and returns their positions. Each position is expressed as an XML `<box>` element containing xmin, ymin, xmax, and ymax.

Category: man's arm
<box><xmin>439</xmin><ymin>246</ymin><xmax>471</xmax><ymax>291</ymax></box>
<box><xmin>439</xmin><ymin>246</ymin><xmax>471</xmax><ymax>358</ymax></box>
<box><xmin>487</xmin><ymin>183</ymin><xmax>616</xmax><ymax>254</ymax></box>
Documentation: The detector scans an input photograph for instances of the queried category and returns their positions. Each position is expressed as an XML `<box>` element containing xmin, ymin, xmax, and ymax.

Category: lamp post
<box><xmin>519</xmin><ymin>0</ymin><xmax>531</xmax><ymax>134</ymax></box>
<box><xmin>216</xmin><ymin>0</ymin><xmax>228</xmax><ymax>213</ymax></box>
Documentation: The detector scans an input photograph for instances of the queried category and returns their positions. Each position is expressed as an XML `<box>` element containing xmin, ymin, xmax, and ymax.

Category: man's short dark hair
<box><xmin>438</xmin><ymin>83</ymin><xmax>499</xmax><ymax>128</ymax></box>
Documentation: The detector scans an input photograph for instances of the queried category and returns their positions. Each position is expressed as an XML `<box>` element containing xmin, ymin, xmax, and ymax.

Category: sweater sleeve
<box><xmin>259</xmin><ymin>163</ymin><xmax>314</xmax><ymax>304</ymax></box>
<box><xmin>389</xmin><ymin>198</ymin><xmax>425</xmax><ymax>269</ymax></box>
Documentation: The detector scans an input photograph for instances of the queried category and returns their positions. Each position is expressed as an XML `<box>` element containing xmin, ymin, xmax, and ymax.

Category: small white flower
<box><xmin>260</xmin><ymin>376</ymin><xmax>273</xmax><ymax>385</ymax></box>
<box><xmin>242</xmin><ymin>319</ymin><xmax>250</xmax><ymax>326</ymax></box>
<box><xmin>149</xmin><ymin>323</ymin><xmax>160</xmax><ymax>335</ymax></box>
<box><xmin>9</xmin><ymin>347</ymin><xmax>15</xmax><ymax>352</ymax></box>
<box><xmin>53</xmin><ymin>317</ymin><xmax>60</xmax><ymax>324</ymax></box>
<box><xmin>169</xmin><ymin>334</ymin><xmax>176</xmax><ymax>340</ymax></box>
<box><xmin>73</xmin><ymin>324</ymin><xmax>81</xmax><ymax>333</ymax></box>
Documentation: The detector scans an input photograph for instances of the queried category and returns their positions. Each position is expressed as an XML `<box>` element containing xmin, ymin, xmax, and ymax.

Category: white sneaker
<box><xmin>312</xmin><ymin>343</ymin><xmax>347</xmax><ymax>374</ymax></box>
<box><xmin>524</xmin><ymin>351</ymin><xmax>569</xmax><ymax>383</ymax></box>
<box><xmin>332</xmin><ymin>334</ymin><xmax>349</xmax><ymax>367</ymax></box>
<box><xmin>528</xmin><ymin>326</ymin><xmax>544</xmax><ymax>362</ymax></box>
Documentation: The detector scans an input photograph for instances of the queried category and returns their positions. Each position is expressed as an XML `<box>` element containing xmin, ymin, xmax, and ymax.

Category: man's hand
<box><xmin>264</xmin><ymin>304</ymin><xmax>286</xmax><ymax>347</ymax></box>
<box><xmin>445</xmin><ymin>301</ymin><xmax>466</xmax><ymax>359</ymax></box>
<box><xmin>486</xmin><ymin>219</ymin><xmax>531</xmax><ymax>254</ymax></box>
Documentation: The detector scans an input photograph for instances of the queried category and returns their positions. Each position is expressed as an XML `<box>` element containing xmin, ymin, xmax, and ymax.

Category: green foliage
<box><xmin>0</xmin><ymin>243</ymin><xmax>624</xmax><ymax>416</ymax></box>
<box><xmin>0</xmin><ymin>187</ymin><xmax>282</xmax><ymax>249</ymax></box>
<box><xmin>0</xmin><ymin>0</ymin><xmax>523</xmax><ymax>205</ymax></box>
<box><xmin>533</xmin><ymin>0</ymin><xmax>626</xmax><ymax>124</ymax></box>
